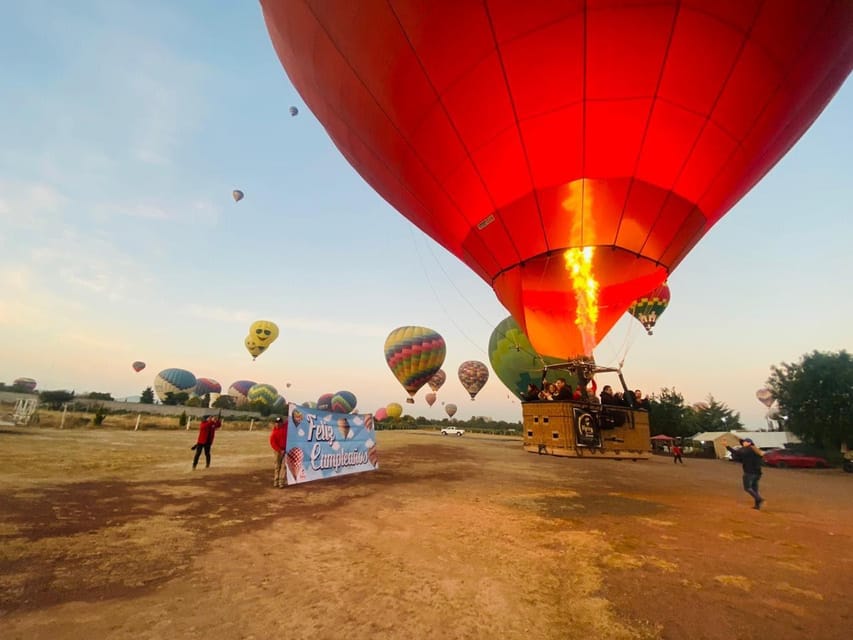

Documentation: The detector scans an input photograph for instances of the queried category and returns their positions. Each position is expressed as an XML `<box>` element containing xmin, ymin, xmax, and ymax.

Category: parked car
<box><xmin>763</xmin><ymin>449</ymin><xmax>830</xmax><ymax>469</ymax></box>
<box><xmin>440</xmin><ymin>426</ymin><xmax>465</xmax><ymax>437</ymax></box>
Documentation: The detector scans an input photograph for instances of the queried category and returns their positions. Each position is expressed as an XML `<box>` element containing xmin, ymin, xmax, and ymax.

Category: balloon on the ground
<box><xmin>331</xmin><ymin>390</ymin><xmax>357</xmax><ymax>413</ymax></box>
<box><xmin>445</xmin><ymin>404</ymin><xmax>458</xmax><ymax>418</ymax></box>
<box><xmin>195</xmin><ymin>378</ymin><xmax>222</xmax><ymax>397</ymax></box>
<box><xmin>228</xmin><ymin>380</ymin><xmax>257</xmax><ymax>406</ymax></box>
<box><xmin>488</xmin><ymin>316</ymin><xmax>570</xmax><ymax>399</ymax></box>
<box><xmin>154</xmin><ymin>368</ymin><xmax>197</xmax><ymax>402</ymax></box>
<box><xmin>289</xmin><ymin>106</ymin><xmax>298</xmax><ymax>116</ymax></box>
<box><xmin>248</xmin><ymin>383</ymin><xmax>279</xmax><ymax>407</ymax></box>
<box><xmin>132</xmin><ymin>361</ymin><xmax>146</xmax><ymax>373</ymax></box>
<box><xmin>458</xmin><ymin>361</ymin><xmax>489</xmax><ymax>400</ymax></box>
<box><xmin>755</xmin><ymin>388</ymin><xmax>775</xmax><ymax>408</ymax></box>
<box><xmin>232</xmin><ymin>189</ymin><xmax>244</xmax><ymax>202</ymax></box>
<box><xmin>384</xmin><ymin>326</ymin><xmax>446</xmax><ymax>402</ymax></box>
<box><xmin>262</xmin><ymin>2</ymin><xmax>852</xmax><ymax>359</ymax></box>
<box><xmin>427</xmin><ymin>369</ymin><xmax>446</xmax><ymax>393</ymax></box>
<box><xmin>425</xmin><ymin>392</ymin><xmax>437</xmax><ymax>407</ymax></box>
<box><xmin>317</xmin><ymin>393</ymin><xmax>334</xmax><ymax>411</ymax></box>
<box><xmin>628</xmin><ymin>283</ymin><xmax>671</xmax><ymax>335</ymax></box>
<box><xmin>271</xmin><ymin>395</ymin><xmax>287</xmax><ymax>413</ymax></box>
<box><xmin>374</xmin><ymin>407</ymin><xmax>388</xmax><ymax>422</ymax></box>
<box><xmin>13</xmin><ymin>377</ymin><xmax>37</xmax><ymax>392</ymax></box>
<box><xmin>386</xmin><ymin>402</ymin><xmax>403</xmax><ymax>419</ymax></box>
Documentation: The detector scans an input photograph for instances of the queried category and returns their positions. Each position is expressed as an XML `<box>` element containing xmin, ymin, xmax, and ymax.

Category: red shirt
<box><xmin>269</xmin><ymin>425</ymin><xmax>288</xmax><ymax>452</ymax></box>
<box><xmin>197</xmin><ymin>418</ymin><xmax>221</xmax><ymax>445</ymax></box>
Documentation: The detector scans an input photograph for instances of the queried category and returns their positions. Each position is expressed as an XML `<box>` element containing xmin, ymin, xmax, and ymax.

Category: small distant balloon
<box><xmin>232</xmin><ymin>189</ymin><xmax>244</xmax><ymax>203</ymax></box>
<box><xmin>445</xmin><ymin>403</ymin><xmax>458</xmax><ymax>418</ymax></box>
<box><xmin>132</xmin><ymin>361</ymin><xmax>146</xmax><ymax>373</ymax></box>
<box><xmin>425</xmin><ymin>392</ymin><xmax>437</xmax><ymax>407</ymax></box>
<box><xmin>289</xmin><ymin>106</ymin><xmax>299</xmax><ymax>117</ymax></box>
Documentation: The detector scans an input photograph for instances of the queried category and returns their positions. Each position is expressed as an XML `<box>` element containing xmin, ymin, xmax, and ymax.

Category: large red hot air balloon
<box><xmin>262</xmin><ymin>1</ymin><xmax>852</xmax><ymax>358</ymax></box>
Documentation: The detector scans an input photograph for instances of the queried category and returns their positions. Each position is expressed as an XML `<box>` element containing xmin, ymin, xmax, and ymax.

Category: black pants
<box><xmin>193</xmin><ymin>443</ymin><xmax>211</xmax><ymax>468</ymax></box>
<box><xmin>673</xmin><ymin>454</ymin><xmax>683</xmax><ymax>464</ymax></box>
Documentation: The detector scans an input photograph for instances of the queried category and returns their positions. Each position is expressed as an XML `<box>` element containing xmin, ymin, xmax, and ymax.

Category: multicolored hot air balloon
<box><xmin>425</xmin><ymin>392</ymin><xmax>437</xmax><ymax>407</ymax></box>
<box><xmin>386</xmin><ymin>402</ymin><xmax>403</xmax><ymax>419</ymax></box>
<box><xmin>132</xmin><ymin>361</ymin><xmax>146</xmax><ymax>373</ymax></box>
<box><xmin>262</xmin><ymin>1</ymin><xmax>853</xmax><ymax>359</ymax></box>
<box><xmin>331</xmin><ymin>390</ymin><xmax>357</xmax><ymax>414</ymax></box>
<box><xmin>194</xmin><ymin>378</ymin><xmax>222</xmax><ymax>397</ymax></box>
<box><xmin>154</xmin><ymin>369</ymin><xmax>197</xmax><ymax>403</ymax></box>
<box><xmin>427</xmin><ymin>369</ymin><xmax>446</xmax><ymax>393</ymax></box>
<box><xmin>458</xmin><ymin>361</ymin><xmax>490</xmax><ymax>400</ymax></box>
<box><xmin>755</xmin><ymin>388</ymin><xmax>775</xmax><ymax>408</ymax></box>
<box><xmin>248</xmin><ymin>383</ymin><xmax>279</xmax><ymax>408</ymax></box>
<box><xmin>228</xmin><ymin>380</ymin><xmax>257</xmax><ymax>407</ymax></box>
<box><xmin>445</xmin><ymin>404</ymin><xmax>458</xmax><ymax>419</ymax></box>
<box><xmin>245</xmin><ymin>336</ymin><xmax>264</xmax><ymax>359</ymax></box>
<box><xmin>488</xmin><ymin>316</ymin><xmax>571</xmax><ymax>400</ymax></box>
<box><xmin>317</xmin><ymin>393</ymin><xmax>334</xmax><ymax>411</ymax></box>
<box><xmin>12</xmin><ymin>377</ymin><xmax>37</xmax><ymax>393</ymax></box>
<box><xmin>271</xmin><ymin>395</ymin><xmax>287</xmax><ymax>414</ymax></box>
<box><xmin>384</xmin><ymin>326</ymin><xmax>446</xmax><ymax>403</ymax></box>
<box><xmin>628</xmin><ymin>283</ymin><xmax>671</xmax><ymax>335</ymax></box>
<box><xmin>232</xmin><ymin>189</ymin><xmax>244</xmax><ymax>203</ymax></box>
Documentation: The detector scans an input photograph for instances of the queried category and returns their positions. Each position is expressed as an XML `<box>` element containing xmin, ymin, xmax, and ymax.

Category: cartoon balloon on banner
<box><xmin>445</xmin><ymin>404</ymin><xmax>458</xmax><ymax>419</ymax></box>
<box><xmin>384</xmin><ymin>326</ymin><xmax>446</xmax><ymax>403</ymax></box>
<box><xmin>262</xmin><ymin>1</ymin><xmax>853</xmax><ymax>359</ymax></box>
<box><xmin>628</xmin><ymin>283</ymin><xmax>671</xmax><ymax>335</ymax></box>
<box><xmin>755</xmin><ymin>388</ymin><xmax>775</xmax><ymax>408</ymax></box>
<box><xmin>132</xmin><ymin>361</ymin><xmax>146</xmax><ymax>373</ymax></box>
<box><xmin>488</xmin><ymin>316</ymin><xmax>570</xmax><ymax>399</ymax></box>
<box><xmin>386</xmin><ymin>402</ymin><xmax>403</xmax><ymax>419</ymax></box>
<box><xmin>458</xmin><ymin>361</ymin><xmax>489</xmax><ymax>400</ymax></box>
<box><xmin>427</xmin><ymin>369</ymin><xmax>446</xmax><ymax>393</ymax></box>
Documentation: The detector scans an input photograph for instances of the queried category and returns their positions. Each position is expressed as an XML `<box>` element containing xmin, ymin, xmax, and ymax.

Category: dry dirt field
<box><xmin>1</xmin><ymin>421</ymin><xmax>851</xmax><ymax>640</ymax></box>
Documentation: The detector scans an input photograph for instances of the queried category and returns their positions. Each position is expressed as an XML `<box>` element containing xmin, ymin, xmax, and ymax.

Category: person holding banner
<box><xmin>269</xmin><ymin>416</ymin><xmax>288</xmax><ymax>487</ymax></box>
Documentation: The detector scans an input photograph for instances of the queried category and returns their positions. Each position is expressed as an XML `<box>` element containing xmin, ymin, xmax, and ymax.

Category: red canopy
<box><xmin>650</xmin><ymin>434</ymin><xmax>675</xmax><ymax>441</ymax></box>
<box><xmin>262</xmin><ymin>1</ymin><xmax>853</xmax><ymax>357</ymax></box>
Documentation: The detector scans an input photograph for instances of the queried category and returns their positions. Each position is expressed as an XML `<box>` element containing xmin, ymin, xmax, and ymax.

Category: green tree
<box><xmin>163</xmin><ymin>391</ymin><xmax>190</xmax><ymax>406</ymax></box>
<box><xmin>38</xmin><ymin>390</ymin><xmax>75</xmax><ymax>410</ymax></box>
<box><xmin>212</xmin><ymin>395</ymin><xmax>236</xmax><ymax>410</ymax></box>
<box><xmin>768</xmin><ymin>350</ymin><xmax>853</xmax><ymax>449</ymax></box>
<box><xmin>687</xmin><ymin>395</ymin><xmax>743</xmax><ymax>434</ymax></box>
<box><xmin>86</xmin><ymin>392</ymin><xmax>114</xmax><ymax>401</ymax></box>
<box><xmin>647</xmin><ymin>387</ymin><xmax>691</xmax><ymax>437</ymax></box>
<box><xmin>140</xmin><ymin>387</ymin><xmax>155</xmax><ymax>404</ymax></box>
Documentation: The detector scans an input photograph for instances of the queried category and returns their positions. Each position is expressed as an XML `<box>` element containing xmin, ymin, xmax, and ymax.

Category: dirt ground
<box><xmin>0</xmin><ymin>423</ymin><xmax>850</xmax><ymax>640</ymax></box>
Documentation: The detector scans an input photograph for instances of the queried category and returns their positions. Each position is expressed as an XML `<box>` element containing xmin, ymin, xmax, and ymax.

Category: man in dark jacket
<box><xmin>726</xmin><ymin>438</ymin><xmax>765</xmax><ymax>509</ymax></box>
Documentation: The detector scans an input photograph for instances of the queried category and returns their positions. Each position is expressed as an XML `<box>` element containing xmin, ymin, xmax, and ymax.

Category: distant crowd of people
<box><xmin>522</xmin><ymin>379</ymin><xmax>650</xmax><ymax>410</ymax></box>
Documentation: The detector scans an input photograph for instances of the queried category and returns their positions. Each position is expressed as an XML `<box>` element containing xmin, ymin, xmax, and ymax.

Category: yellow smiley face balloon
<box><xmin>244</xmin><ymin>335</ymin><xmax>266</xmax><ymax>360</ymax></box>
<box><xmin>249</xmin><ymin>320</ymin><xmax>280</xmax><ymax>345</ymax></box>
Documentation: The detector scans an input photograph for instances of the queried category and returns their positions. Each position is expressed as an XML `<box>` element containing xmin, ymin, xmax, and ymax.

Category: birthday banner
<box><xmin>285</xmin><ymin>403</ymin><xmax>379</xmax><ymax>485</ymax></box>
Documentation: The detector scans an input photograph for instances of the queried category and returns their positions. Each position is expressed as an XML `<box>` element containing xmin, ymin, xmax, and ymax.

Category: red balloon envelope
<box><xmin>261</xmin><ymin>1</ymin><xmax>853</xmax><ymax>357</ymax></box>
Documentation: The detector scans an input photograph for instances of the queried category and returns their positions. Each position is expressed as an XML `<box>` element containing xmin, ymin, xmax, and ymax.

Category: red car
<box><xmin>763</xmin><ymin>449</ymin><xmax>830</xmax><ymax>469</ymax></box>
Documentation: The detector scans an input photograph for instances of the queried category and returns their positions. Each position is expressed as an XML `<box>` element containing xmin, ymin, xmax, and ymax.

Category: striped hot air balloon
<box><xmin>316</xmin><ymin>393</ymin><xmax>334</xmax><ymax>411</ymax></box>
<box><xmin>458</xmin><ymin>361</ymin><xmax>490</xmax><ymax>400</ymax></box>
<box><xmin>628</xmin><ymin>283</ymin><xmax>671</xmax><ymax>335</ymax></box>
<box><xmin>384</xmin><ymin>326</ymin><xmax>446</xmax><ymax>403</ymax></box>
<box><xmin>248</xmin><ymin>383</ymin><xmax>279</xmax><ymax>407</ymax></box>
<box><xmin>195</xmin><ymin>378</ymin><xmax>222</xmax><ymax>397</ymax></box>
<box><xmin>154</xmin><ymin>369</ymin><xmax>197</xmax><ymax>402</ymax></box>
<box><xmin>330</xmin><ymin>390</ymin><xmax>357</xmax><ymax>413</ymax></box>
<box><xmin>228</xmin><ymin>380</ymin><xmax>257</xmax><ymax>407</ymax></box>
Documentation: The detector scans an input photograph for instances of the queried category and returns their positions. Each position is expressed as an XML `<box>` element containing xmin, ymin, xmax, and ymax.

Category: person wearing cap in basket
<box><xmin>269</xmin><ymin>416</ymin><xmax>288</xmax><ymax>488</ymax></box>
<box><xmin>725</xmin><ymin>437</ymin><xmax>766</xmax><ymax>510</ymax></box>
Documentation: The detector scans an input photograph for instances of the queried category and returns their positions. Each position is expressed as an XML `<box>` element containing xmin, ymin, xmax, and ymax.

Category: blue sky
<box><xmin>1</xmin><ymin>1</ymin><xmax>850</xmax><ymax>427</ymax></box>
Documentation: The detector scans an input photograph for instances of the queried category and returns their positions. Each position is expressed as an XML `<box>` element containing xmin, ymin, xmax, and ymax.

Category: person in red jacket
<box><xmin>269</xmin><ymin>416</ymin><xmax>288</xmax><ymax>487</ymax></box>
<box><xmin>192</xmin><ymin>414</ymin><xmax>222</xmax><ymax>470</ymax></box>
